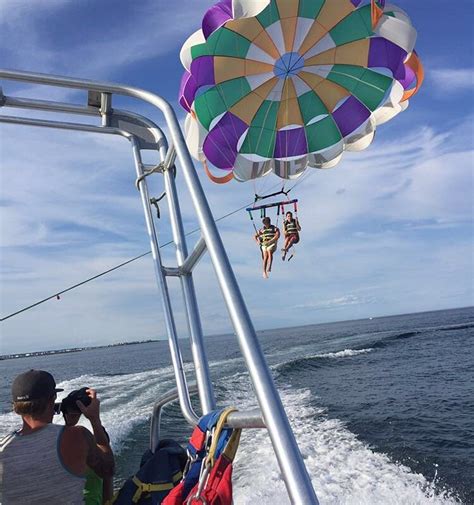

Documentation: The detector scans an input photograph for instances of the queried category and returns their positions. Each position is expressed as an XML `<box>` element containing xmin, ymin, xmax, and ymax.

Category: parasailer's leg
<box><xmin>268</xmin><ymin>249</ymin><xmax>274</xmax><ymax>274</ymax></box>
<box><xmin>281</xmin><ymin>236</ymin><xmax>292</xmax><ymax>260</ymax></box>
<box><xmin>283</xmin><ymin>234</ymin><xmax>299</xmax><ymax>261</ymax></box>
<box><xmin>262</xmin><ymin>248</ymin><xmax>269</xmax><ymax>278</ymax></box>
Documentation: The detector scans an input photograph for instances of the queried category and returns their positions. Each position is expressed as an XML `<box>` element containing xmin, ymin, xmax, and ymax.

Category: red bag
<box><xmin>162</xmin><ymin>482</ymin><xmax>186</xmax><ymax>505</ymax></box>
<box><xmin>163</xmin><ymin>409</ymin><xmax>241</xmax><ymax>505</ymax></box>
<box><xmin>186</xmin><ymin>452</ymin><xmax>234</xmax><ymax>505</ymax></box>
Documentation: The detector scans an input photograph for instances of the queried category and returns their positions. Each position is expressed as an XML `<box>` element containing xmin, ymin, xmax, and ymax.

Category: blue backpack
<box><xmin>112</xmin><ymin>439</ymin><xmax>187</xmax><ymax>504</ymax></box>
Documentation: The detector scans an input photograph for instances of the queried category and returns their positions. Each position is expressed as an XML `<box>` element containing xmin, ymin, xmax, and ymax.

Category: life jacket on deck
<box><xmin>163</xmin><ymin>408</ymin><xmax>241</xmax><ymax>505</ymax></box>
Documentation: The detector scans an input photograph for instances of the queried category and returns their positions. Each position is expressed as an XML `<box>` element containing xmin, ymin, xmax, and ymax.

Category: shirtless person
<box><xmin>255</xmin><ymin>217</ymin><xmax>280</xmax><ymax>278</ymax></box>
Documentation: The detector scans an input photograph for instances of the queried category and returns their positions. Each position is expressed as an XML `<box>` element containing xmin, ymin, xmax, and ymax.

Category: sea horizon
<box><xmin>2</xmin><ymin>305</ymin><xmax>472</xmax><ymax>359</ymax></box>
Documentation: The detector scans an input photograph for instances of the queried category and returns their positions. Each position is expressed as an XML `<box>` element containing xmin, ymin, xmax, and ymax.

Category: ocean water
<box><xmin>1</xmin><ymin>307</ymin><xmax>473</xmax><ymax>504</ymax></box>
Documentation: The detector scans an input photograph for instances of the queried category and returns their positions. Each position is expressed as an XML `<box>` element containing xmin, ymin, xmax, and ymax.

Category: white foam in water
<box><xmin>232</xmin><ymin>387</ymin><xmax>460</xmax><ymax>505</ymax></box>
<box><xmin>317</xmin><ymin>348</ymin><xmax>374</xmax><ymax>359</ymax></box>
<box><xmin>267</xmin><ymin>347</ymin><xmax>374</xmax><ymax>365</ymax></box>
<box><xmin>0</xmin><ymin>411</ymin><xmax>19</xmax><ymax>436</ymax></box>
<box><xmin>56</xmin><ymin>367</ymin><xmax>182</xmax><ymax>452</ymax></box>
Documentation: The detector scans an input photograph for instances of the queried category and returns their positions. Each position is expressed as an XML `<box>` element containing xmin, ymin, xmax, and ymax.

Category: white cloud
<box><xmin>0</xmin><ymin>0</ymin><xmax>211</xmax><ymax>78</ymax></box>
<box><xmin>430</xmin><ymin>68</ymin><xmax>474</xmax><ymax>93</ymax></box>
<box><xmin>294</xmin><ymin>294</ymin><xmax>375</xmax><ymax>311</ymax></box>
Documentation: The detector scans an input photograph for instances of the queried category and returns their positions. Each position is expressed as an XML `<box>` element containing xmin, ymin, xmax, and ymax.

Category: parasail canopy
<box><xmin>179</xmin><ymin>0</ymin><xmax>424</xmax><ymax>183</ymax></box>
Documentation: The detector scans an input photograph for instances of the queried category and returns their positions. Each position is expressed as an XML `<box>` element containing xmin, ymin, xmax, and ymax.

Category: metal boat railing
<box><xmin>149</xmin><ymin>384</ymin><xmax>265</xmax><ymax>453</ymax></box>
<box><xmin>0</xmin><ymin>69</ymin><xmax>319</xmax><ymax>505</ymax></box>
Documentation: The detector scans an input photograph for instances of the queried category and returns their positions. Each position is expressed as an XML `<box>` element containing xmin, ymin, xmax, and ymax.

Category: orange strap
<box><xmin>204</xmin><ymin>160</ymin><xmax>234</xmax><ymax>184</ymax></box>
<box><xmin>371</xmin><ymin>0</ymin><xmax>384</xmax><ymax>29</ymax></box>
<box><xmin>401</xmin><ymin>51</ymin><xmax>424</xmax><ymax>102</ymax></box>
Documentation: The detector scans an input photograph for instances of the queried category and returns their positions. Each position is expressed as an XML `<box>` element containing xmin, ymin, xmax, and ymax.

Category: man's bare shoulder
<box><xmin>60</xmin><ymin>426</ymin><xmax>90</xmax><ymax>475</ymax></box>
<box><xmin>63</xmin><ymin>425</ymin><xmax>92</xmax><ymax>442</ymax></box>
<box><xmin>68</xmin><ymin>425</ymin><xmax>91</xmax><ymax>434</ymax></box>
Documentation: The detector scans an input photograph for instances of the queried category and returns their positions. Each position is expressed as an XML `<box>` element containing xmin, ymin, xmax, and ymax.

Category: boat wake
<box><xmin>233</xmin><ymin>385</ymin><xmax>460</xmax><ymax>505</ymax></box>
<box><xmin>0</xmin><ymin>358</ymin><xmax>462</xmax><ymax>504</ymax></box>
<box><xmin>312</xmin><ymin>348</ymin><xmax>374</xmax><ymax>359</ymax></box>
<box><xmin>274</xmin><ymin>348</ymin><xmax>374</xmax><ymax>375</ymax></box>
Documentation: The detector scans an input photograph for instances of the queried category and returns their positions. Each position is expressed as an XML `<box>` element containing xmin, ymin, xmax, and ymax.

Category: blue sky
<box><xmin>0</xmin><ymin>0</ymin><xmax>473</xmax><ymax>354</ymax></box>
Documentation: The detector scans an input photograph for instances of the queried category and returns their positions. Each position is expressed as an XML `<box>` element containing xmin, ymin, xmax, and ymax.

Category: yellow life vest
<box><xmin>284</xmin><ymin>219</ymin><xmax>298</xmax><ymax>235</ymax></box>
<box><xmin>259</xmin><ymin>225</ymin><xmax>277</xmax><ymax>245</ymax></box>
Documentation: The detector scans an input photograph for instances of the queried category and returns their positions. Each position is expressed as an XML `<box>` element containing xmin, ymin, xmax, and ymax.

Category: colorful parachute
<box><xmin>179</xmin><ymin>0</ymin><xmax>423</xmax><ymax>183</ymax></box>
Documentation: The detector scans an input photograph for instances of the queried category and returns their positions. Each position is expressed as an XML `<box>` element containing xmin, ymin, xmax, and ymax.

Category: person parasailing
<box><xmin>282</xmin><ymin>211</ymin><xmax>301</xmax><ymax>261</ymax></box>
<box><xmin>255</xmin><ymin>217</ymin><xmax>280</xmax><ymax>279</ymax></box>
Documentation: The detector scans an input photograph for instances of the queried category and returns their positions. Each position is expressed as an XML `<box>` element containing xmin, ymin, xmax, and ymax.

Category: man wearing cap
<box><xmin>0</xmin><ymin>370</ymin><xmax>114</xmax><ymax>504</ymax></box>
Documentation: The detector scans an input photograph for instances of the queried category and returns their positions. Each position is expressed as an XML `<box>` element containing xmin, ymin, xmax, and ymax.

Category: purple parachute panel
<box><xmin>202</xmin><ymin>0</ymin><xmax>233</xmax><ymax>39</ymax></box>
<box><xmin>333</xmin><ymin>97</ymin><xmax>371</xmax><ymax>138</ymax></box>
<box><xmin>202</xmin><ymin>112</ymin><xmax>248</xmax><ymax>169</ymax></box>
<box><xmin>179</xmin><ymin>57</ymin><xmax>216</xmax><ymax>112</ymax></box>
<box><xmin>274</xmin><ymin>128</ymin><xmax>308</xmax><ymax>159</ymax></box>
<box><xmin>369</xmin><ymin>38</ymin><xmax>407</xmax><ymax>80</ymax></box>
<box><xmin>190</xmin><ymin>56</ymin><xmax>216</xmax><ymax>88</ymax></box>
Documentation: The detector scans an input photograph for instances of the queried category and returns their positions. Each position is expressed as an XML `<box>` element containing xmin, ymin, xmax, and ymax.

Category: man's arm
<box><xmin>81</xmin><ymin>428</ymin><xmax>114</xmax><ymax>479</ymax></box>
<box><xmin>272</xmin><ymin>227</ymin><xmax>280</xmax><ymax>243</ymax></box>
<box><xmin>77</xmin><ymin>389</ymin><xmax>114</xmax><ymax>479</ymax></box>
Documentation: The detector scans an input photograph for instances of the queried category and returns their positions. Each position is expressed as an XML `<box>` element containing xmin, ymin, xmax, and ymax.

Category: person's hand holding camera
<box><xmin>76</xmin><ymin>388</ymin><xmax>101</xmax><ymax>423</ymax></box>
<box><xmin>60</xmin><ymin>387</ymin><xmax>110</xmax><ymax>450</ymax></box>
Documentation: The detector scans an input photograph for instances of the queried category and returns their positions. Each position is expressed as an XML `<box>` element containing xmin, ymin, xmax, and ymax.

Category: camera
<box><xmin>54</xmin><ymin>387</ymin><xmax>91</xmax><ymax>415</ymax></box>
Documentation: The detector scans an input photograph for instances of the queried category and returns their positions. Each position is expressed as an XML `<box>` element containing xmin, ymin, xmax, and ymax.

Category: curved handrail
<box><xmin>150</xmin><ymin>383</ymin><xmax>266</xmax><ymax>453</ymax></box>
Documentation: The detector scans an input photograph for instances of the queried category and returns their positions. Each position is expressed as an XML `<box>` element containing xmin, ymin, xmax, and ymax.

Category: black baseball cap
<box><xmin>12</xmin><ymin>370</ymin><xmax>63</xmax><ymax>402</ymax></box>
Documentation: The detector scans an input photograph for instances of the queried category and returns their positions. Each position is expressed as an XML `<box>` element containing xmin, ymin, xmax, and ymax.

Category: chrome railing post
<box><xmin>130</xmin><ymin>139</ymin><xmax>198</xmax><ymax>426</ymax></box>
<box><xmin>162</xmin><ymin>164</ymin><xmax>216</xmax><ymax>414</ymax></box>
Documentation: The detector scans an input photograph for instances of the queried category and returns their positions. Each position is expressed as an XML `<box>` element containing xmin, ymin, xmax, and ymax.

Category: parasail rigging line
<box><xmin>0</xmin><ymin>197</ymin><xmax>267</xmax><ymax>322</ymax></box>
<box><xmin>0</xmin><ymin>252</ymin><xmax>152</xmax><ymax>322</ymax></box>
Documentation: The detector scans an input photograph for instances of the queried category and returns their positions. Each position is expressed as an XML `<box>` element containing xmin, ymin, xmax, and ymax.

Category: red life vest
<box><xmin>163</xmin><ymin>408</ymin><xmax>240</xmax><ymax>505</ymax></box>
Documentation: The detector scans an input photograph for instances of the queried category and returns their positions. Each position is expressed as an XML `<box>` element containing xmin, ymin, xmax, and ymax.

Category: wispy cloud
<box><xmin>294</xmin><ymin>294</ymin><xmax>376</xmax><ymax>311</ymax></box>
<box><xmin>430</xmin><ymin>67</ymin><xmax>474</xmax><ymax>94</ymax></box>
<box><xmin>0</xmin><ymin>0</ymin><xmax>211</xmax><ymax>79</ymax></box>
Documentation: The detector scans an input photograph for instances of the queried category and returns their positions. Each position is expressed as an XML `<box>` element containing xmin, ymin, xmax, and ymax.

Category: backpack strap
<box><xmin>204</xmin><ymin>407</ymin><xmax>236</xmax><ymax>468</ymax></box>
<box><xmin>131</xmin><ymin>472</ymin><xmax>182</xmax><ymax>503</ymax></box>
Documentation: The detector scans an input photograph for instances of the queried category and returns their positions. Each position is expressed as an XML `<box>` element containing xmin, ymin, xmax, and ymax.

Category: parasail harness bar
<box><xmin>247</xmin><ymin>199</ymin><xmax>298</xmax><ymax>221</ymax></box>
<box><xmin>0</xmin><ymin>69</ymin><xmax>318</xmax><ymax>505</ymax></box>
<box><xmin>254</xmin><ymin>187</ymin><xmax>291</xmax><ymax>203</ymax></box>
<box><xmin>247</xmin><ymin>198</ymin><xmax>298</xmax><ymax>213</ymax></box>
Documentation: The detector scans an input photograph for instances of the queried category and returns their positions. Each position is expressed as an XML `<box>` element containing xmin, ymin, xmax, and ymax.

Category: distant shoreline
<box><xmin>2</xmin><ymin>306</ymin><xmax>472</xmax><ymax>361</ymax></box>
<box><xmin>0</xmin><ymin>339</ymin><xmax>158</xmax><ymax>361</ymax></box>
